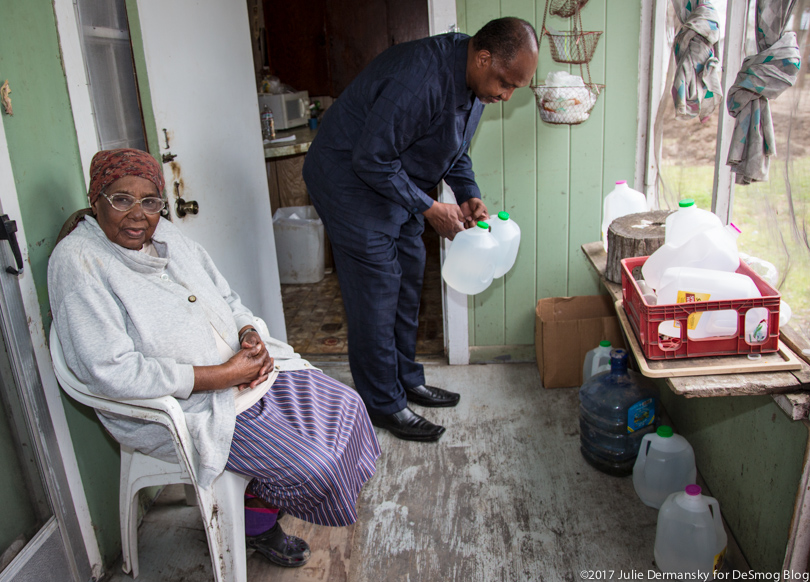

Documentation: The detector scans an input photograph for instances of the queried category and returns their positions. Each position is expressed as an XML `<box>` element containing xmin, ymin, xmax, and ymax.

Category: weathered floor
<box><xmin>104</xmin><ymin>362</ymin><xmax>739</xmax><ymax>582</ymax></box>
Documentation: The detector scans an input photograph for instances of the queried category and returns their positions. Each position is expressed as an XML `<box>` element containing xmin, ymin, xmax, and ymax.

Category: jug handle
<box><xmin>635</xmin><ymin>433</ymin><xmax>653</xmax><ymax>471</ymax></box>
<box><xmin>708</xmin><ymin>498</ymin><xmax>724</xmax><ymax>533</ymax></box>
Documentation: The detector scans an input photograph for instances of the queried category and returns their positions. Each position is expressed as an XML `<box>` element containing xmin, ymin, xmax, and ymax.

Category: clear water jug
<box><xmin>633</xmin><ymin>425</ymin><xmax>696</xmax><ymax>509</ymax></box>
<box><xmin>441</xmin><ymin>221</ymin><xmax>500</xmax><ymax>295</ymax></box>
<box><xmin>641</xmin><ymin>223</ymin><xmax>741</xmax><ymax>291</ymax></box>
<box><xmin>601</xmin><ymin>180</ymin><xmax>648</xmax><ymax>250</ymax></box>
<box><xmin>582</xmin><ymin>340</ymin><xmax>612</xmax><ymax>383</ymax></box>
<box><xmin>654</xmin><ymin>485</ymin><xmax>727</xmax><ymax>576</ymax></box>
<box><xmin>665</xmin><ymin>199</ymin><xmax>723</xmax><ymax>247</ymax></box>
<box><xmin>579</xmin><ymin>349</ymin><xmax>658</xmax><ymax>476</ymax></box>
<box><xmin>656</xmin><ymin>267</ymin><xmax>766</xmax><ymax>341</ymax></box>
<box><xmin>487</xmin><ymin>211</ymin><xmax>521</xmax><ymax>278</ymax></box>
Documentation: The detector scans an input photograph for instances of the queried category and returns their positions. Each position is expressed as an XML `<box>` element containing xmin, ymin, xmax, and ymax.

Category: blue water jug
<box><xmin>579</xmin><ymin>349</ymin><xmax>658</xmax><ymax>476</ymax></box>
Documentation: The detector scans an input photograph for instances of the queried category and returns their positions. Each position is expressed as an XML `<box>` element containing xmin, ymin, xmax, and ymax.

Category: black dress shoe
<box><xmin>368</xmin><ymin>406</ymin><xmax>446</xmax><ymax>442</ymax></box>
<box><xmin>404</xmin><ymin>384</ymin><xmax>460</xmax><ymax>408</ymax></box>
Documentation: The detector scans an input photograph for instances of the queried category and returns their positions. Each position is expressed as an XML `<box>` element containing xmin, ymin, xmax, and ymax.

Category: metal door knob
<box><xmin>176</xmin><ymin>198</ymin><xmax>199</xmax><ymax>218</ymax></box>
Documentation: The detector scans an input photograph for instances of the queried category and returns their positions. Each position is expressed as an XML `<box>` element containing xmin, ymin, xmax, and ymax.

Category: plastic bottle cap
<box><xmin>616</xmin><ymin>180</ymin><xmax>627</xmax><ymax>185</ymax></box>
<box><xmin>599</xmin><ymin>340</ymin><xmax>611</xmax><ymax>347</ymax></box>
<box><xmin>476</xmin><ymin>221</ymin><xmax>489</xmax><ymax>230</ymax></box>
<box><xmin>679</xmin><ymin>198</ymin><xmax>695</xmax><ymax>208</ymax></box>
<box><xmin>685</xmin><ymin>484</ymin><xmax>702</xmax><ymax>496</ymax></box>
<box><xmin>657</xmin><ymin>425</ymin><xmax>673</xmax><ymax>438</ymax></box>
<box><xmin>497</xmin><ymin>211</ymin><xmax>510</xmax><ymax>221</ymax></box>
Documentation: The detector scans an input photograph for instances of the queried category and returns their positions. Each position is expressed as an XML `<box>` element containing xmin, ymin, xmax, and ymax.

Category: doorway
<box><xmin>255</xmin><ymin>0</ymin><xmax>445</xmax><ymax>357</ymax></box>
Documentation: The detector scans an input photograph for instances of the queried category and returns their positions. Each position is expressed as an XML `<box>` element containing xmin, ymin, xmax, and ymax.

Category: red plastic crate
<box><xmin>620</xmin><ymin>256</ymin><xmax>781</xmax><ymax>360</ymax></box>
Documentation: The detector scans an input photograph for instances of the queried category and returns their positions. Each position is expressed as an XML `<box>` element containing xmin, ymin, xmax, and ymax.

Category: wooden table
<box><xmin>581</xmin><ymin>241</ymin><xmax>810</xmax><ymax>416</ymax></box>
<box><xmin>582</xmin><ymin>241</ymin><xmax>810</xmax><ymax>572</ymax></box>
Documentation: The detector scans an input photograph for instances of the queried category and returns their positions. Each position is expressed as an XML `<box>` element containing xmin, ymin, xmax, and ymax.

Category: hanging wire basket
<box><xmin>531</xmin><ymin>83</ymin><xmax>604</xmax><ymax>125</ymax></box>
<box><xmin>545</xmin><ymin>28</ymin><xmax>602</xmax><ymax>64</ymax></box>
<box><xmin>549</xmin><ymin>0</ymin><xmax>590</xmax><ymax>18</ymax></box>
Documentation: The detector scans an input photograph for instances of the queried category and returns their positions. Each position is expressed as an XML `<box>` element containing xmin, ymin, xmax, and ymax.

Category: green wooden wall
<box><xmin>0</xmin><ymin>0</ymin><xmax>122</xmax><ymax>566</ymax></box>
<box><xmin>661</xmin><ymin>389</ymin><xmax>808</xmax><ymax>572</ymax></box>
<box><xmin>457</xmin><ymin>0</ymin><xmax>641</xmax><ymax>356</ymax></box>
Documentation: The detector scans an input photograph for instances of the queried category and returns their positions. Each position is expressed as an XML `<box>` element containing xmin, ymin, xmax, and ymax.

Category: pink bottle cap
<box><xmin>685</xmin><ymin>484</ymin><xmax>702</xmax><ymax>496</ymax></box>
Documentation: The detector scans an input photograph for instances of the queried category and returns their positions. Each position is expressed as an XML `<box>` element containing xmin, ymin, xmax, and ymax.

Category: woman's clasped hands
<box><xmin>230</xmin><ymin>328</ymin><xmax>274</xmax><ymax>390</ymax></box>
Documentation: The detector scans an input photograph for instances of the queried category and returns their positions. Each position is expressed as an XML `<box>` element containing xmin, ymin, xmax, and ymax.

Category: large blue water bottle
<box><xmin>579</xmin><ymin>349</ymin><xmax>658</xmax><ymax>476</ymax></box>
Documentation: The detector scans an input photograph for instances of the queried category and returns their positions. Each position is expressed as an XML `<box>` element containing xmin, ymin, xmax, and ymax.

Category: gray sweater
<box><xmin>48</xmin><ymin>216</ymin><xmax>309</xmax><ymax>487</ymax></box>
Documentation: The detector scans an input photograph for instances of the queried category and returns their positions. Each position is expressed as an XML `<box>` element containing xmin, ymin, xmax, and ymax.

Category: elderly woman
<box><xmin>48</xmin><ymin>148</ymin><xmax>380</xmax><ymax>568</ymax></box>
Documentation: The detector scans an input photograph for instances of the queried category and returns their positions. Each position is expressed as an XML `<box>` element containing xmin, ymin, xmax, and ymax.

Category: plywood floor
<box><xmin>106</xmin><ymin>362</ymin><xmax>744</xmax><ymax>582</ymax></box>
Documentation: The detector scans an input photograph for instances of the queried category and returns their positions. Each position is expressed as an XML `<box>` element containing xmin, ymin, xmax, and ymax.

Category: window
<box><xmin>76</xmin><ymin>0</ymin><xmax>146</xmax><ymax>150</ymax></box>
<box><xmin>648</xmin><ymin>0</ymin><xmax>810</xmax><ymax>341</ymax></box>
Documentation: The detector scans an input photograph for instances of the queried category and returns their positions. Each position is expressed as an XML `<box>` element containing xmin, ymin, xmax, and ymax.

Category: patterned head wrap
<box><xmin>88</xmin><ymin>149</ymin><xmax>165</xmax><ymax>206</ymax></box>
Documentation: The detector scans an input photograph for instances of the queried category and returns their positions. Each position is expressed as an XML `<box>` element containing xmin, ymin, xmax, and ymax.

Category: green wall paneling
<box><xmin>0</xmin><ymin>1</ymin><xmax>123</xmax><ymax>567</ymax></box>
<box><xmin>564</xmin><ymin>2</ymin><xmax>605</xmax><ymax>298</ymax></box>
<box><xmin>0</xmin><ymin>1</ymin><xmax>88</xmax><ymax>325</ymax></box>
<box><xmin>125</xmin><ymin>0</ymin><xmax>161</xmax><ymax>160</ymax></box>
<box><xmin>458</xmin><ymin>0</ymin><xmax>642</xmax><ymax>350</ymax></box>
<box><xmin>662</xmin><ymin>389</ymin><xmax>808</xmax><ymax>572</ymax></box>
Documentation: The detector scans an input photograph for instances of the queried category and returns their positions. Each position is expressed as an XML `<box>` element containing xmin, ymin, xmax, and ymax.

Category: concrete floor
<box><xmin>105</xmin><ymin>362</ymin><xmax>744</xmax><ymax>582</ymax></box>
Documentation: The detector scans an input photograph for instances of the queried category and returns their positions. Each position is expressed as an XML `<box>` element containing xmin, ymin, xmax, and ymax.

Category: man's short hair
<box><xmin>471</xmin><ymin>17</ymin><xmax>538</xmax><ymax>65</ymax></box>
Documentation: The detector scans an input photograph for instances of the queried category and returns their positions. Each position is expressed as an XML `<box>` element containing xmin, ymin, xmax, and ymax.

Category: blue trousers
<box><xmin>313</xmin><ymin>208</ymin><xmax>427</xmax><ymax>416</ymax></box>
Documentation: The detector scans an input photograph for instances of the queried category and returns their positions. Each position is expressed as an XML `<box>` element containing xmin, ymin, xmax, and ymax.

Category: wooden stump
<box><xmin>605</xmin><ymin>210</ymin><xmax>673</xmax><ymax>283</ymax></box>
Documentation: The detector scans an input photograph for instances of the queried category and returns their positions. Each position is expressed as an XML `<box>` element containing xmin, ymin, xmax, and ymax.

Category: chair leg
<box><xmin>119</xmin><ymin>447</ymin><xmax>139</xmax><ymax>578</ymax></box>
<box><xmin>196</xmin><ymin>471</ymin><xmax>252</xmax><ymax>582</ymax></box>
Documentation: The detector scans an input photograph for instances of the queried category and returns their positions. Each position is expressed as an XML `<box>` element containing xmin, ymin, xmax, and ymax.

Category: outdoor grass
<box><xmin>659</xmin><ymin>157</ymin><xmax>810</xmax><ymax>337</ymax></box>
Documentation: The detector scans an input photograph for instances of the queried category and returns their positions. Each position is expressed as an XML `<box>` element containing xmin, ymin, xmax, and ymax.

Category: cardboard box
<box><xmin>535</xmin><ymin>295</ymin><xmax>626</xmax><ymax>389</ymax></box>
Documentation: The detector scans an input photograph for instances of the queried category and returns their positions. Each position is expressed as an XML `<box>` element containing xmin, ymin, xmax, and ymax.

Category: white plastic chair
<box><xmin>49</xmin><ymin>325</ymin><xmax>252</xmax><ymax>582</ymax></box>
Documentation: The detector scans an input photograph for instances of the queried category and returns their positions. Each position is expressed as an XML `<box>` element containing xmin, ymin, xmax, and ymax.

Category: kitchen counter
<box><xmin>263</xmin><ymin>127</ymin><xmax>317</xmax><ymax>159</ymax></box>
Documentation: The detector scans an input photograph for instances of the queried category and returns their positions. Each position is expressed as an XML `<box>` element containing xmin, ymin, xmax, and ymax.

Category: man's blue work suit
<box><xmin>303</xmin><ymin>33</ymin><xmax>485</xmax><ymax>416</ymax></box>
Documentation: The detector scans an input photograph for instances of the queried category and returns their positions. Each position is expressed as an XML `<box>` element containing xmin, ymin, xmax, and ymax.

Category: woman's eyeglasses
<box><xmin>102</xmin><ymin>192</ymin><xmax>166</xmax><ymax>215</ymax></box>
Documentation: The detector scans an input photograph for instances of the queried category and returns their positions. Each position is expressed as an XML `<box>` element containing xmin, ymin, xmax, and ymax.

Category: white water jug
<box><xmin>633</xmin><ymin>425</ymin><xmax>696</xmax><ymax>509</ymax></box>
<box><xmin>582</xmin><ymin>340</ymin><xmax>612</xmax><ymax>383</ymax></box>
<box><xmin>487</xmin><ymin>211</ymin><xmax>521</xmax><ymax>278</ymax></box>
<box><xmin>654</xmin><ymin>485</ymin><xmax>727</xmax><ymax>576</ymax></box>
<box><xmin>656</xmin><ymin>267</ymin><xmax>765</xmax><ymax>340</ymax></box>
<box><xmin>641</xmin><ymin>223</ymin><xmax>741</xmax><ymax>291</ymax></box>
<box><xmin>601</xmin><ymin>180</ymin><xmax>648</xmax><ymax>250</ymax></box>
<box><xmin>665</xmin><ymin>199</ymin><xmax>723</xmax><ymax>247</ymax></box>
<box><xmin>442</xmin><ymin>221</ymin><xmax>500</xmax><ymax>295</ymax></box>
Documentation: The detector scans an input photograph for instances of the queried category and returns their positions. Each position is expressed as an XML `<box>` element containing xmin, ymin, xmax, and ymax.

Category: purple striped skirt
<box><xmin>225</xmin><ymin>369</ymin><xmax>380</xmax><ymax>527</ymax></box>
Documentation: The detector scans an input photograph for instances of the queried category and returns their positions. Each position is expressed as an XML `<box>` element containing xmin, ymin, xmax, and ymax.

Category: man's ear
<box><xmin>475</xmin><ymin>49</ymin><xmax>492</xmax><ymax>69</ymax></box>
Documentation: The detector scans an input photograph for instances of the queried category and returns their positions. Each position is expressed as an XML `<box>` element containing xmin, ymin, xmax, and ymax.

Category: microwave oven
<box><xmin>258</xmin><ymin>91</ymin><xmax>309</xmax><ymax>131</ymax></box>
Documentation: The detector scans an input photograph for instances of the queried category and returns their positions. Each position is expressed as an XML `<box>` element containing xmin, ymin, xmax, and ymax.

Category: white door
<box><xmin>134</xmin><ymin>0</ymin><xmax>286</xmax><ymax>340</ymax></box>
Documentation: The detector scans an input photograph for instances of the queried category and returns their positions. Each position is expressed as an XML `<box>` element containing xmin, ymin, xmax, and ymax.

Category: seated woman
<box><xmin>48</xmin><ymin>148</ymin><xmax>380</xmax><ymax>568</ymax></box>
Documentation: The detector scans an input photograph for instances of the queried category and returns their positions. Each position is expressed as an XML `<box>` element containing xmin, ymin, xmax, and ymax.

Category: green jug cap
<box><xmin>599</xmin><ymin>340</ymin><xmax>611</xmax><ymax>347</ymax></box>
<box><xmin>476</xmin><ymin>221</ymin><xmax>489</xmax><ymax>229</ymax></box>
<box><xmin>497</xmin><ymin>211</ymin><xmax>510</xmax><ymax>221</ymax></box>
<box><xmin>678</xmin><ymin>199</ymin><xmax>695</xmax><ymax>208</ymax></box>
<box><xmin>657</xmin><ymin>425</ymin><xmax>673</xmax><ymax>438</ymax></box>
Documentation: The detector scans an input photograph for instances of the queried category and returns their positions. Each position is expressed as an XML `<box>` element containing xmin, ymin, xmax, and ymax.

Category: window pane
<box><xmin>731</xmin><ymin>6</ymin><xmax>810</xmax><ymax>341</ymax></box>
<box><xmin>656</xmin><ymin>0</ymin><xmax>727</xmax><ymax>213</ymax></box>
<box><xmin>77</xmin><ymin>0</ymin><xmax>146</xmax><ymax>151</ymax></box>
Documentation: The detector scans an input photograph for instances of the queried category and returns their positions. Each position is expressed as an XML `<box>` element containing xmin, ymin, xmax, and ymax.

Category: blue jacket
<box><xmin>303</xmin><ymin>33</ymin><xmax>485</xmax><ymax>236</ymax></box>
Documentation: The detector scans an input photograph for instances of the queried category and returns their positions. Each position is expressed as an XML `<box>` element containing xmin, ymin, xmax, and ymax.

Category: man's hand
<box><xmin>460</xmin><ymin>198</ymin><xmax>489</xmax><ymax>229</ymax></box>
<box><xmin>423</xmin><ymin>201</ymin><xmax>465</xmax><ymax>240</ymax></box>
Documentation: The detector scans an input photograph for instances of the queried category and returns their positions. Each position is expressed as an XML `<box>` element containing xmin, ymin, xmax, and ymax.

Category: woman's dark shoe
<box><xmin>404</xmin><ymin>384</ymin><xmax>460</xmax><ymax>408</ymax></box>
<box><xmin>368</xmin><ymin>406</ymin><xmax>446</xmax><ymax>441</ymax></box>
<box><xmin>247</xmin><ymin>522</ymin><xmax>311</xmax><ymax>568</ymax></box>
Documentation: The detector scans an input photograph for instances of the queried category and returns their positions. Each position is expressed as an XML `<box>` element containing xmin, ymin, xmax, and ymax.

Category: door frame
<box><xmin>0</xmin><ymin>97</ymin><xmax>98</xmax><ymax>580</ymax></box>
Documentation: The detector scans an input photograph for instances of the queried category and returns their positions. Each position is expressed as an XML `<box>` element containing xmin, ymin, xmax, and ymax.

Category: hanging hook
<box><xmin>162</xmin><ymin>128</ymin><xmax>171</xmax><ymax>150</ymax></box>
